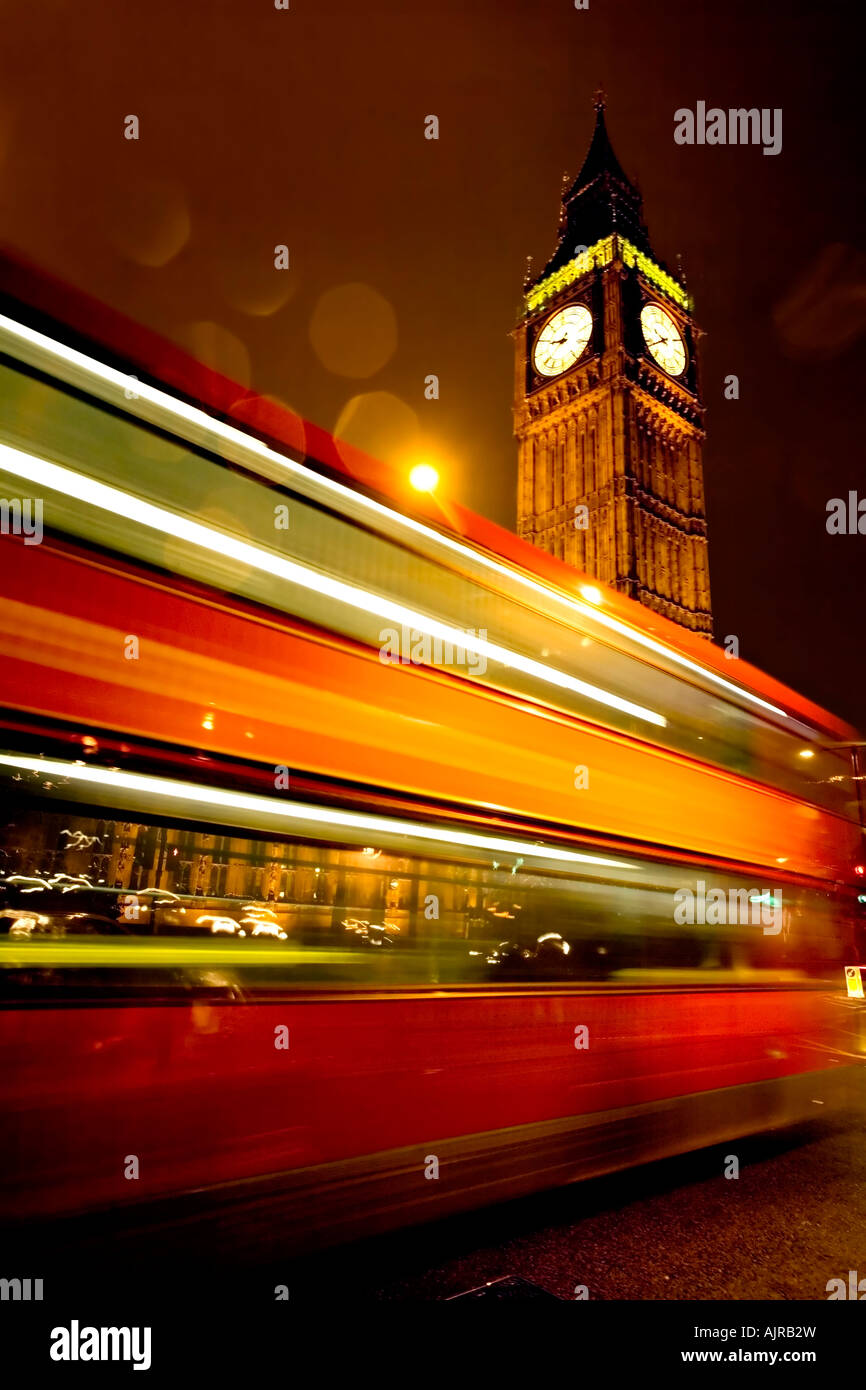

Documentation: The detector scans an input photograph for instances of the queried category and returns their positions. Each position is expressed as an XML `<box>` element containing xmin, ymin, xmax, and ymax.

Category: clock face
<box><xmin>533</xmin><ymin>304</ymin><xmax>593</xmax><ymax>378</ymax></box>
<box><xmin>640</xmin><ymin>303</ymin><xmax>687</xmax><ymax>377</ymax></box>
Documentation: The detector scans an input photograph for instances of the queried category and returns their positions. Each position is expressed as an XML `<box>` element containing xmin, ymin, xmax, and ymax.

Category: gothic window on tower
<box><xmin>558</xmin><ymin>428</ymin><xmax>567</xmax><ymax>511</ymax></box>
<box><xmin>533</xmin><ymin>438</ymin><xmax>545</xmax><ymax>515</ymax></box>
<box><xmin>546</xmin><ymin>434</ymin><xmax>554</xmax><ymax>512</ymax></box>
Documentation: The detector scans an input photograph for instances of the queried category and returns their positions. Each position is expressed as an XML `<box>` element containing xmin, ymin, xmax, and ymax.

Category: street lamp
<box><xmin>409</xmin><ymin>463</ymin><xmax>439</xmax><ymax>492</ymax></box>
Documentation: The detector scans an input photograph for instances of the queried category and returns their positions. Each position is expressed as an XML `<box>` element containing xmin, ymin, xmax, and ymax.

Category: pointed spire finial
<box><xmin>524</xmin><ymin>254</ymin><xmax>534</xmax><ymax>287</ymax></box>
<box><xmin>593</xmin><ymin>87</ymin><xmax>607</xmax><ymax>112</ymax></box>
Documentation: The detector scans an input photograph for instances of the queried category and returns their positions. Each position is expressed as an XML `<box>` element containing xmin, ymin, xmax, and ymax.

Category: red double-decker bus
<box><xmin>0</xmin><ymin>256</ymin><xmax>862</xmax><ymax>1256</ymax></box>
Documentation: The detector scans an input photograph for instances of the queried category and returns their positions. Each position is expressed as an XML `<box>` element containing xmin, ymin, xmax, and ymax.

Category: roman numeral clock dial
<box><xmin>532</xmin><ymin>304</ymin><xmax>593</xmax><ymax>378</ymax></box>
<box><xmin>640</xmin><ymin>302</ymin><xmax>687</xmax><ymax>377</ymax></box>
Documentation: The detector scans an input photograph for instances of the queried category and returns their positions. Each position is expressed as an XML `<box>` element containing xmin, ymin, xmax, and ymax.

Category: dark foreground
<box><xmin>3</xmin><ymin>1081</ymin><xmax>864</xmax><ymax>1378</ymax></box>
<box><xmin>5</xmin><ymin>1084</ymin><xmax>864</xmax><ymax>1305</ymax></box>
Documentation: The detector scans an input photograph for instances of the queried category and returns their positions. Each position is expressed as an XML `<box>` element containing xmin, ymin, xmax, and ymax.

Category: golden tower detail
<box><xmin>514</xmin><ymin>97</ymin><xmax>712</xmax><ymax>635</ymax></box>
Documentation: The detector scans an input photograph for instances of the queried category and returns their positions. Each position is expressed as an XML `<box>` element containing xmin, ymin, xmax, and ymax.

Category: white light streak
<box><xmin>0</xmin><ymin>754</ymin><xmax>629</xmax><ymax>871</ymax></box>
<box><xmin>0</xmin><ymin>440</ymin><xmax>666</xmax><ymax>728</ymax></box>
<box><xmin>0</xmin><ymin>311</ymin><xmax>788</xmax><ymax>720</ymax></box>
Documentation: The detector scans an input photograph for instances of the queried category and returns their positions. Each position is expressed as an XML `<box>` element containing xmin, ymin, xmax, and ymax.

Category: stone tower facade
<box><xmin>514</xmin><ymin>97</ymin><xmax>712</xmax><ymax>635</ymax></box>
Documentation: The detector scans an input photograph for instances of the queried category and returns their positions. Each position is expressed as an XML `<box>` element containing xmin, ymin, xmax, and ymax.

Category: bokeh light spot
<box><xmin>229</xmin><ymin>393</ymin><xmax>308</xmax><ymax>460</ymax></box>
<box><xmin>177</xmin><ymin>321</ymin><xmax>252</xmax><ymax>389</ymax></box>
<box><xmin>106</xmin><ymin>178</ymin><xmax>190</xmax><ymax>268</ymax></box>
<box><xmin>310</xmin><ymin>283</ymin><xmax>397</xmax><ymax>378</ymax></box>
<box><xmin>212</xmin><ymin>247</ymin><xmax>296</xmax><ymax>318</ymax></box>
<box><xmin>334</xmin><ymin>391</ymin><xmax>419</xmax><ymax>465</ymax></box>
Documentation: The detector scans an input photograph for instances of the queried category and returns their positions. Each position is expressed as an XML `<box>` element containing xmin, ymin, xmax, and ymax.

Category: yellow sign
<box><xmin>845</xmin><ymin>965</ymin><xmax>864</xmax><ymax>999</ymax></box>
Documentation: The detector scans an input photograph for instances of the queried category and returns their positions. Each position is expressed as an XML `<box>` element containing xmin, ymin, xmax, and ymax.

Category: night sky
<box><xmin>0</xmin><ymin>0</ymin><xmax>863</xmax><ymax>725</ymax></box>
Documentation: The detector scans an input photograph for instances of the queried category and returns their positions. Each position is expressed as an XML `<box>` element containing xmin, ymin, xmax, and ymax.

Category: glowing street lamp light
<box><xmin>409</xmin><ymin>463</ymin><xmax>439</xmax><ymax>492</ymax></box>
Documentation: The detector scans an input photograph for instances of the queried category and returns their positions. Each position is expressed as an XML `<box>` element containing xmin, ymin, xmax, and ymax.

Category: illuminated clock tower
<box><xmin>514</xmin><ymin>94</ymin><xmax>712</xmax><ymax>635</ymax></box>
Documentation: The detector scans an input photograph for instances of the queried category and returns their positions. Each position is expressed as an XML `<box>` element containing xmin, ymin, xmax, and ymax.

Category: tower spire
<box><xmin>528</xmin><ymin>95</ymin><xmax>651</xmax><ymax>280</ymax></box>
<box><xmin>568</xmin><ymin>99</ymin><xmax>635</xmax><ymax>202</ymax></box>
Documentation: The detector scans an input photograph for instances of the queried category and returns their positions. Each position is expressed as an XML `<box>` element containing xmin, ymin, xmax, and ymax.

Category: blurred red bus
<box><xmin>0</xmin><ymin>259</ymin><xmax>862</xmax><ymax>1254</ymax></box>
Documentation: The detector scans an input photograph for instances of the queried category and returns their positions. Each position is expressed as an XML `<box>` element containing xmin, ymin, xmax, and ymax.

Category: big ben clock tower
<box><xmin>515</xmin><ymin>94</ymin><xmax>712</xmax><ymax>635</ymax></box>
